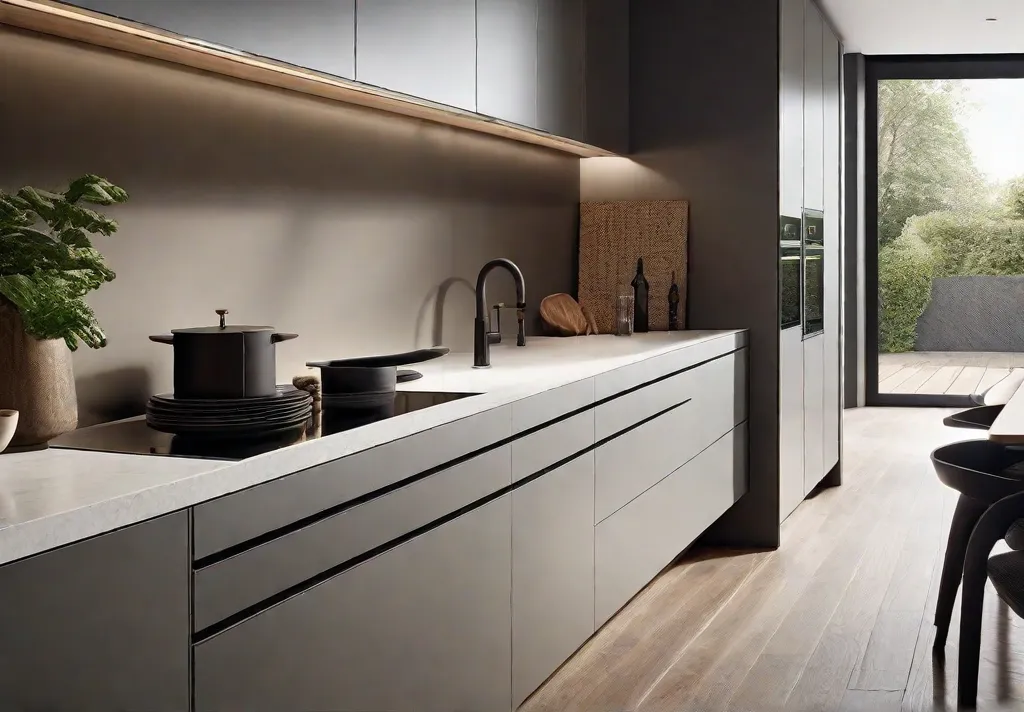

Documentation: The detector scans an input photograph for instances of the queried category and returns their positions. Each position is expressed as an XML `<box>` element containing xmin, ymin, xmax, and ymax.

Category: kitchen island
<box><xmin>0</xmin><ymin>330</ymin><xmax>747</xmax><ymax>712</ymax></box>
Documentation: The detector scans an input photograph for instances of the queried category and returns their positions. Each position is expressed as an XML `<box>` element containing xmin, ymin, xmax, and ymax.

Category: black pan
<box><xmin>307</xmin><ymin>347</ymin><xmax>449</xmax><ymax>370</ymax></box>
<box><xmin>306</xmin><ymin>347</ymin><xmax>448</xmax><ymax>398</ymax></box>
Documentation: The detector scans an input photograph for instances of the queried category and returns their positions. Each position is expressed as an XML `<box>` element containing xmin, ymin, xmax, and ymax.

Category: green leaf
<box><xmin>0</xmin><ymin>176</ymin><xmax>128</xmax><ymax>348</ymax></box>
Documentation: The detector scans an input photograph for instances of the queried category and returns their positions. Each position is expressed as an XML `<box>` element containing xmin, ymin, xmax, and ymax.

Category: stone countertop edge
<box><xmin>0</xmin><ymin>330</ymin><xmax>747</xmax><ymax>565</ymax></box>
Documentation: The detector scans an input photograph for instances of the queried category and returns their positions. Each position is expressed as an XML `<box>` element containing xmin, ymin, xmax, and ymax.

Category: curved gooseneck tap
<box><xmin>474</xmin><ymin>258</ymin><xmax>526</xmax><ymax>368</ymax></box>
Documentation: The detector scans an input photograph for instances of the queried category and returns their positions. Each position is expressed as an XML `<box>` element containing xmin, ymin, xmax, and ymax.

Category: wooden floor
<box><xmin>522</xmin><ymin>408</ymin><xmax>1024</xmax><ymax>711</ymax></box>
<box><xmin>879</xmin><ymin>352</ymin><xmax>1024</xmax><ymax>396</ymax></box>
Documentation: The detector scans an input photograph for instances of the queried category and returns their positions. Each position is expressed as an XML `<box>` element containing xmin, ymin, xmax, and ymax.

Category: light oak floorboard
<box><xmin>880</xmin><ymin>367</ymin><xmax>921</xmax><ymax>393</ymax></box>
<box><xmin>947</xmin><ymin>366</ymin><xmax>987</xmax><ymax>396</ymax></box>
<box><xmin>893</xmin><ymin>367</ymin><xmax>941</xmax><ymax>394</ymax></box>
<box><xmin>917</xmin><ymin>366</ymin><xmax>963</xmax><ymax>395</ymax></box>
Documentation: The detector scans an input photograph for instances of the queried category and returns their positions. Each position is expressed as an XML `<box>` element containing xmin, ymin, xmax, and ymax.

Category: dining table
<box><xmin>988</xmin><ymin>379</ymin><xmax>1024</xmax><ymax>444</ymax></box>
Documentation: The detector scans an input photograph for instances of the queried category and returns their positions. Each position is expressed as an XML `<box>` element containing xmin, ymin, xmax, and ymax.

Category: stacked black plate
<box><xmin>146</xmin><ymin>385</ymin><xmax>313</xmax><ymax>438</ymax></box>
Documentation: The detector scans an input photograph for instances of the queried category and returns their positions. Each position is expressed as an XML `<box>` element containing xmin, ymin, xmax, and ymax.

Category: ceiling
<box><xmin>818</xmin><ymin>0</ymin><xmax>1024</xmax><ymax>54</ymax></box>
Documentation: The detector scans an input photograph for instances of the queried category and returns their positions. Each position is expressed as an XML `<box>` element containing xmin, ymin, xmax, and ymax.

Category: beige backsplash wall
<box><xmin>1</xmin><ymin>27</ymin><xmax>579</xmax><ymax>425</ymax></box>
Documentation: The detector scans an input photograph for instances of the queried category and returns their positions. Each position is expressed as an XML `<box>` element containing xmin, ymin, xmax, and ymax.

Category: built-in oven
<box><xmin>802</xmin><ymin>208</ymin><xmax>824</xmax><ymax>337</ymax></box>
<box><xmin>780</xmin><ymin>215</ymin><xmax>802</xmax><ymax>330</ymax></box>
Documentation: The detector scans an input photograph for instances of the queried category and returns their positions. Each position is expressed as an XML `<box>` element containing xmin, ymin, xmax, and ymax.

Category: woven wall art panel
<box><xmin>577</xmin><ymin>200</ymin><xmax>689</xmax><ymax>334</ymax></box>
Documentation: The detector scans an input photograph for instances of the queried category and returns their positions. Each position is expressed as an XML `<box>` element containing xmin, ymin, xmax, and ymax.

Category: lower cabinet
<box><xmin>595</xmin><ymin>425</ymin><xmax>747</xmax><ymax>627</ymax></box>
<box><xmin>0</xmin><ymin>512</ymin><xmax>190</xmax><ymax>712</ymax></box>
<box><xmin>194</xmin><ymin>496</ymin><xmax>513</xmax><ymax>712</ymax></box>
<box><xmin>512</xmin><ymin>454</ymin><xmax>595</xmax><ymax>707</ymax></box>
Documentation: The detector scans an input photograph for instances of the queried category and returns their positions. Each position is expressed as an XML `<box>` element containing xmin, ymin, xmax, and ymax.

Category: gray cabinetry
<box><xmin>477</xmin><ymin>0</ymin><xmax>539</xmax><ymax>128</ymax></box>
<box><xmin>822</xmin><ymin>22</ymin><xmax>841</xmax><ymax>472</ymax></box>
<box><xmin>595</xmin><ymin>425</ymin><xmax>747</xmax><ymax>627</ymax></box>
<box><xmin>195</xmin><ymin>496</ymin><xmax>513</xmax><ymax>712</ymax></box>
<box><xmin>536</xmin><ymin>0</ymin><xmax>585</xmax><ymax>140</ymax></box>
<box><xmin>512</xmin><ymin>454</ymin><xmax>595</xmax><ymax>707</ymax></box>
<box><xmin>72</xmin><ymin>0</ymin><xmax>356</xmax><ymax>78</ymax></box>
<box><xmin>355</xmin><ymin>0</ymin><xmax>477</xmax><ymax>111</ymax></box>
<box><xmin>802</xmin><ymin>0</ymin><xmax>824</xmax><ymax>211</ymax></box>
<box><xmin>803</xmin><ymin>334</ymin><xmax>825</xmax><ymax>494</ymax></box>
<box><xmin>0</xmin><ymin>512</ymin><xmax>189</xmax><ymax>712</ymax></box>
<box><xmin>780</xmin><ymin>0</ymin><xmax>804</xmax><ymax>217</ymax></box>
<box><xmin>780</xmin><ymin>326</ymin><xmax>806</xmax><ymax>520</ymax></box>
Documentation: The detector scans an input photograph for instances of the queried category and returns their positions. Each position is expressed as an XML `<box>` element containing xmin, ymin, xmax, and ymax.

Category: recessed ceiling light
<box><xmin>986</xmin><ymin>17</ymin><xmax>999</xmax><ymax>21</ymax></box>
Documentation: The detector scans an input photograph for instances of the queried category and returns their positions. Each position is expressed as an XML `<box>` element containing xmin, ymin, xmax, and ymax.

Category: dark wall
<box><xmin>628</xmin><ymin>0</ymin><xmax>782</xmax><ymax>546</ymax></box>
<box><xmin>1</xmin><ymin>27</ymin><xmax>579</xmax><ymax>425</ymax></box>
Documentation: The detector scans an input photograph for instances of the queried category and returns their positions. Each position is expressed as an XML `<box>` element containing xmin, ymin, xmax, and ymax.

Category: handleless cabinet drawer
<box><xmin>194</xmin><ymin>444</ymin><xmax>510</xmax><ymax>632</ymax></box>
<box><xmin>512</xmin><ymin>409</ymin><xmax>594</xmax><ymax>483</ymax></box>
<box><xmin>594</xmin><ymin>350</ymin><xmax>747</xmax><ymax>522</ymax></box>
<box><xmin>595</xmin><ymin>424</ymin><xmax>747</xmax><ymax>627</ymax></box>
<box><xmin>594</xmin><ymin>332</ymin><xmax>746</xmax><ymax>401</ymax></box>
<box><xmin>194</xmin><ymin>496</ymin><xmax>513</xmax><ymax>712</ymax></box>
<box><xmin>193</xmin><ymin>405</ymin><xmax>511</xmax><ymax>559</ymax></box>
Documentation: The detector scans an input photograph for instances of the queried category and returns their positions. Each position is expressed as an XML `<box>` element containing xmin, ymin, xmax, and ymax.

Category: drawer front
<box><xmin>193</xmin><ymin>405</ymin><xmax>511</xmax><ymax>559</ymax></box>
<box><xmin>194</xmin><ymin>497</ymin><xmax>512</xmax><ymax>712</ymax></box>
<box><xmin>595</xmin><ymin>424</ymin><xmax>747</xmax><ymax>628</ymax></box>
<box><xmin>594</xmin><ymin>332</ymin><xmax>746</xmax><ymax>401</ymax></box>
<box><xmin>594</xmin><ymin>350</ymin><xmax>746</xmax><ymax>522</ymax></box>
<box><xmin>194</xmin><ymin>445</ymin><xmax>511</xmax><ymax>632</ymax></box>
<box><xmin>511</xmin><ymin>378</ymin><xmax>594</xmax><ymax>434</ymax></box>
<box><xmin>511</xmin><ymin>409</ymin><xmax>594</xmax><ymax>484</ymax></box>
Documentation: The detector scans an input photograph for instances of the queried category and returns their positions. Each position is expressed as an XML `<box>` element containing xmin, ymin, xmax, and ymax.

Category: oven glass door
<box><xmin>802</xmin><ymin>209</ymin><xmax>824</xmax><ymax>337</ymax></box>
<box><xmin>780</xmin><ymin>215</ymin><xmax>802</xmax><ymax>330</ymax></box>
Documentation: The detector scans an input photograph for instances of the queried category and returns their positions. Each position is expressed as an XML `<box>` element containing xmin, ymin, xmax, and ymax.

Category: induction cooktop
<box><xmin>51</xmin><ymin>391</ymin><xmax>478</xmax><ymax>461</ymax></box>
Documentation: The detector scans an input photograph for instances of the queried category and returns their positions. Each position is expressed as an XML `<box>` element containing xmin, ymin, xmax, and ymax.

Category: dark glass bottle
<box><xmin>631</xmin><ymin>257</ymin><xmax>649</xmax><ymax>333</ymax></box>
<box><xmin>668</xmin><ymin>271</ymin><xmax>680</xmax><ymax>330</ymax></box>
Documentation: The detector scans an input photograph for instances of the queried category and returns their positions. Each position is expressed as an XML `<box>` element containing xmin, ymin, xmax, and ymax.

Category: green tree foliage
<box><xmin>1000</xmin><ymin>177</ymin><xmax>1024</xmax><ymax>220</ymax></box>
<box><xmin>877</xmin><ymin>80</ymin><xmax>986</xmax><ymax>247</ymax></box>
<box><xmin>878</xmin><ymin>231</ymin><xmax>934</xmax><ymax>353</ymax></box>
<box><xmin>0</xmin><ymin>175</ymin><xmax>129</xmax><ymax>350</ymax></box>
<box><xmin>878</xmin><ymin>211</ymin><xmax>1024</xmax><ymax>351</ymax></box>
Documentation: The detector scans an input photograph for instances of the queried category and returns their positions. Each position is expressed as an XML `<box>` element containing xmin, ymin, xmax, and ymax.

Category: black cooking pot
<box><xmin>151</xmin><ymin>309</ymin><xmax>298</xmax><ymax>399</ymax></box>
<box><xmin>307</xmin><ymin>347</ymin><xmax>449</xmax><ymax>403</ymax></box>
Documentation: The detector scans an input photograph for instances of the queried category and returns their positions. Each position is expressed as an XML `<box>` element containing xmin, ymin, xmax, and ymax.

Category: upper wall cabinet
<box><xmin>803</xmin><ymin>0</ymin><xmax>825</xmax><ymax>212</ymax></box>
<box><xmin>71</xmin><ymin>1</ymin><xmax>356</xmax><ymax>79</ymax></box>
<box><xmin>477</xmin><ymin>0</ymin><xmax>539</xmax><ymax>129</ymax></box>
<box><xmin>537</xmin><ymin>0</ymin><xmax>585</xmax><ymax>141</ymax></box>
<box><xmin>355</xmin><ymin>0</ymin><xmax>477</xmax><ymax>112</ymax></box>
<box><xmin>478</xmin><ymin>0</ymin><xmax>628</xmax><ymax>152</ymax></box>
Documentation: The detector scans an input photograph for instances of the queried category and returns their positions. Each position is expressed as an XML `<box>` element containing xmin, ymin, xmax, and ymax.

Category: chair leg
<box><xmin>934</xmin><ymin>495</ymin><xmax>988</xmax><ymax>650</ymax></box>
<box><xmin>958</xmin><ymin>529</ymin><xmax>991</xmax><ymax>707</ymax></box>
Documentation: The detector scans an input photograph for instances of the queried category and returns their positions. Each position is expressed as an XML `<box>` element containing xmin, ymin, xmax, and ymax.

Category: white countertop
<box><xmin>0</xmin><ymin>330</ymin><xmax>744</xmax><ymax>565</ymax></box>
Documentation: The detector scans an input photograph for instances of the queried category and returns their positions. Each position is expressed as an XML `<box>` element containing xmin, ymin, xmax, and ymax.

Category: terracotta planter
<box><xmin>0</xmin><ymin>301</ymin><xmax>78</xmax><ymax>450</ymax></box>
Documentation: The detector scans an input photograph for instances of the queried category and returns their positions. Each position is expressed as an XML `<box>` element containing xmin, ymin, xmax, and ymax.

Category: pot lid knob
<box><xmin>215</xmin><ymin>309</ymin><xmax>229</xmax><ymax>329</ymax></box>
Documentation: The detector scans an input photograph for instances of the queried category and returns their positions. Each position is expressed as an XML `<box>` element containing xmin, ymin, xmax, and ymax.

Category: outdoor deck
<box><xmin>879</xmin><ymin>351</ymin><xmax>1024</xmax><ymax>395</ymax></box>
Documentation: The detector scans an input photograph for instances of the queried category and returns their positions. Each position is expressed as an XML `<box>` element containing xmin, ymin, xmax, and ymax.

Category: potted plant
<box><xmin>0</xmin><ymin>175</ymin><xmax>129</xmax><ymax>450</ymax></box>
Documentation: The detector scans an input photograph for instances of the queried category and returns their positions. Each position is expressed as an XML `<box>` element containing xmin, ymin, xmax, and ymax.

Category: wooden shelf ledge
<box><xmin>0</xmin><ymin>0</ymin><xmax>615</xmax><ymax>159</ymax></box>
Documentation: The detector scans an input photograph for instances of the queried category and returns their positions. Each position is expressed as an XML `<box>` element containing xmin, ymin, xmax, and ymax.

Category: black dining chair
<box><xmin>931</xmin><ymin>440</ymin><xmax>1024</xmax><ymax>652</ymax></box>
<box><xmin>957</xmin><ymin>489</ymin><xmax>1024</xmax><ymax>706</ymax></box>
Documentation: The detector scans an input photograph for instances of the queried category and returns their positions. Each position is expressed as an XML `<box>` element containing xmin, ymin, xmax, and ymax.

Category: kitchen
<box><xmin>0</xmin><ymin>1</ymin><xmax>840</xmax><ymax>711</ymax></box>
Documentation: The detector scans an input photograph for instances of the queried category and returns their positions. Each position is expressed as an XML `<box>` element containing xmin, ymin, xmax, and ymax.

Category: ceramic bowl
<box><xmin>0</xmin><ymin>409</ymin><xmax>19</xmax><ymax>453</ymax></box>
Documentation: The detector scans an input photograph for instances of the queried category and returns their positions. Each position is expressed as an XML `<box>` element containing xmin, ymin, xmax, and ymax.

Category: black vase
<box><xmin>631</xmin><ymin>258</ymin><xmax>649</xmax><ymax>333</ymax></box>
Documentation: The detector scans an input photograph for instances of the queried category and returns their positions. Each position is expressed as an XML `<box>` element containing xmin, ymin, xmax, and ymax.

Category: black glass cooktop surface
<box><xmin>51</xmin><ymin>391</ymin><xmax>478</xmax><ymax>461</ymax></box>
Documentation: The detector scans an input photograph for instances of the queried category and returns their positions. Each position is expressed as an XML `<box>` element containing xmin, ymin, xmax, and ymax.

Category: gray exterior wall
<box><xmin>916</xmin><ymin>276</ymin><xmax>1024</xmax><ymax>352</ymax></box>
<box><xmin>1</xmin><ymin>27</ymin><xmax>579</xmax><ymax>426</ymax></box>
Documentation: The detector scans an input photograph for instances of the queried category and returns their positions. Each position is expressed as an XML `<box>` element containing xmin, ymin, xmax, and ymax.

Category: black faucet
<box><xmin>474</xmin><ymin>258</ymin><xmax>526</xmax><ymax>368</ymax></box>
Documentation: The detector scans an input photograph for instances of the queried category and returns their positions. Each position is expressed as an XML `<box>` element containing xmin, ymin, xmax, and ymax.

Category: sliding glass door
<box><xmin>866</xmin><ymin>57</ymin><xmax>1024</xmax><ymax>405</ymax></box>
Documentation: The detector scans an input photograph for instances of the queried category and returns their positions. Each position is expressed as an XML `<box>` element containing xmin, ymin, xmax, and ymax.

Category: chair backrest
<box><xmin>943</xmin><ymin>404</ymin><xmax>1005</xmax><ymax>431</ymax></box>
<box><xmin>931</xmin><ymin>439</ymin><xmax>1024</xmax><ymax>503</ymax></box>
